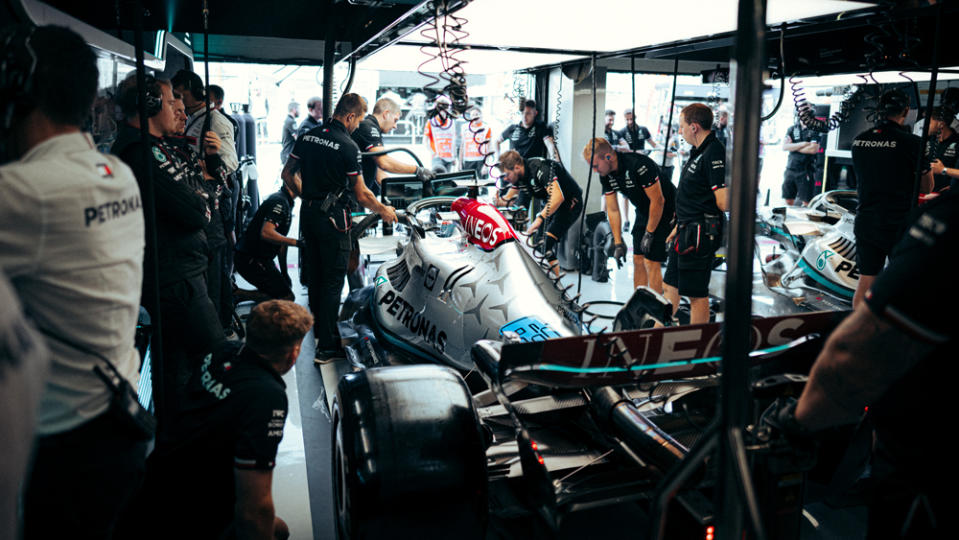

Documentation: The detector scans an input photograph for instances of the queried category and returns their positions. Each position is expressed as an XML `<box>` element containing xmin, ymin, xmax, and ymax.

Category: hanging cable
<box><xmin>761</xmin><ymin>24</ymin><xmax>786</xmax><ymax>122</ymax></box>
<box><xmin>576</xmin><ymin>54</ymin><xmax>598</xmax><ymax>296</ymax></box>
<box><xmin>200</xmin><ymin>0</ymin><xmax>212</xmax><ymax>156</ymax></box>
<box><xmin>417</xmin><ymin>0</ymin><xmax>471</xmax><ymax>122</ymax></box>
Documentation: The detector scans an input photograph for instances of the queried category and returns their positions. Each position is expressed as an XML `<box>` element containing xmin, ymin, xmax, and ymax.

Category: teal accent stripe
<box><xmin>797</xmin><ymin>258</ymin><xmax>854</xmax><ymax>299</ymax></box>
<box><xmin>518</xmin><ymin>343</ymin><xmax>793</xmax><ymax>374</ymax></box>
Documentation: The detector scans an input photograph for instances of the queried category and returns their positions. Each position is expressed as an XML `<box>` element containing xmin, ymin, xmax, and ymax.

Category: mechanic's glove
<box><xmin>296</xmin><ymin>238</ymin><xmax>306</xmax><ymax>249</ymax></box>
<box><xmin>607</xmin><ymin>242</ymin><xmax>627</xmax><ymax>269</ymax></box>
<box><xmin>415</xmin><ymin>166</ymin><xmax>436</xmax><ymax>182</ymax></box>
<box><xmin>763</xmin><ymin>397</ymin><xmax>812</xmax><ymax>443</ymax></box>
<box><xmin>639</xmin><ymin>231</ymin><xmax>655</xmax><ymax>256</ymax></box>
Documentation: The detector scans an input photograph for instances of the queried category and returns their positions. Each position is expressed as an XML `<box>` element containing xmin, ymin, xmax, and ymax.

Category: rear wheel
<box><xmin>332</xmin><ymin>365</ymin><xmax>488</xmax><ymax>539</ymax></box>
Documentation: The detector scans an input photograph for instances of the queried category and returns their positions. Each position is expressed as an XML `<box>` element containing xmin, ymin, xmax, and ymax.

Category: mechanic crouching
<box><xmin>281</xmin><ymin>93</ymin><xmax>396</xmax><ymax>364</ymax></box>
<box><xmin>497</xmin><ymin>150</ymin><xmax>583</xmax><ymax>277</ymax></box>
<box><xmin>771</xmin><ymin>192</ymin><xmax>958</xmax><ymax>539</ymax></box>
<box><xmin>113</xmin><ymin>74</ymin><xmax>224</xmax><ymax>413</ymax></box>
<box><xmin>234</xmin><ymin>184</ymin><xmax>301</xmax><ymax>301</ymax></box>
<box><xmin>584</xmin><ymin>137</ymin><xmax>676</xmax><ymax>293</ymax></box>
<box><xmin>663</xmin><ymin>103</ymin><xmax>729</xmax><ymax>325</ymax></box>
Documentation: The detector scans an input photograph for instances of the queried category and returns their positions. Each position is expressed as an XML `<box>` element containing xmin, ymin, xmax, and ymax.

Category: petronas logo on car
<box><xmin>816</xmin><ymin>250</ymin><xmax>834</xmax><ymax>270</ymax></box>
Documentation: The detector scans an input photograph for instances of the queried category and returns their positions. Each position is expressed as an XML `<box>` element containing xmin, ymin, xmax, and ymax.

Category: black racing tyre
<box><xmin>332</xmin><ymin>365</ymin><xmax>488</xmax><ymax>540</ymax></box>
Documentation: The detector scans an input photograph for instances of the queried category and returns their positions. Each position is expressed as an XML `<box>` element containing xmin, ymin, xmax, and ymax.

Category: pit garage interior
<box><xmin>3</xmin><ymin>0</ymin><xmax>957</xmax><ymax>539</ymax></box>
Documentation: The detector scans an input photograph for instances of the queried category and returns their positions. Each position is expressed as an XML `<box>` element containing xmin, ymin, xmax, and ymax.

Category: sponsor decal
<box><xmin>152</xmin><ymin>146</ymin><xmax>167</xmax><ymax>163</ymax></box>
<box><xmin>200</xmin><ymin>354</ymin><xmax>231</xmax><ymax>400</ymax></box>
<box><xmin>375</xmin><ymin>275</ymin><xmax>388</xmax><ymax>288</ymax></box>
<box><xmin>84</xmin><ymin>195</ymin><xmax>142</xmax><ymax>227</ymax></box>
<box><xmin>500</xmin><ymin>316</ymin><xmax>560</xmax><ymax>343</ymax></box>
<box><xmin>378</xmin><ymin>290</ymin><xmax>447</xmax><ymax>353</ymax></box>
<box><xmin>834</xmin><ymin>260</ymin><xmax>861</xmax><ymax>280</ymax></box>
<box><xmin>301</xmin><ymin>134</ymin><xmax>340</xmax><ymax>150</ymax></box>
<box><xmin>816</xmin><ymin>249</ymin><xmax>835</xmax><ymax>270</ymax></box>
<box><xmin>852</xmin><ymin>139</ymin><xmax>897</xmax><ymax>148</ymax></box>
<box><xmin>452</xmin><ymin>197</ymin><xmax>517</xmax><ymax>250</ymax></box>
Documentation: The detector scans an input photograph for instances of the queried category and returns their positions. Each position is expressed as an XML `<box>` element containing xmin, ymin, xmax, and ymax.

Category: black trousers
<box><xmin>302</xmin><ymin>202</ymin><xmax>352</xmax><ymax>351</ymax></box>
<box><xmin>206</xmin><ymin>244</ymin><xmax>234</xmax><ymax>329</ymax></box>
<box><xmin>235</xmin><ymin>251</ymin><xmax>294</xmax><ymax>300</ymax></box>
<box><xmin>24</xmin><ymin>412</ymin><xmax>148</xmax><ymax>540</ymax></box>
<box><xmin>152</xmin><ymin>274</ymin><xmax>224</xmax><ymax>415</ymax></box>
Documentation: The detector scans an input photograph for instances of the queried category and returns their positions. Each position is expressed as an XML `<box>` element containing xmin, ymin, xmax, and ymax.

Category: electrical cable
<box><xmin>576</xmin><ymin>54</ymin><xmax>598</xmax><ymax>297</ymax></box>
<box><xmin>790</xmin><ymin>74</ymin><xmax>865</xmax><ymax>132</ymax></box>
<box><xmin>760</xmin><ymin>25</ymin><xmax>787</xmax><ymax>122</ymax></box>
<box><xmin>417</xmin><ymin>0</ymin><xmax>471</xmax><ymax>122</ymax></box>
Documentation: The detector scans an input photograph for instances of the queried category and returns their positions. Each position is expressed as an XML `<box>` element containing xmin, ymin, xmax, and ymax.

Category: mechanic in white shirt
<box><xmin>172</xmin><ymin>68</ymin><xmax>239</xmax><ymax>175</ymax></box>
<box><xmin>0</xmin><ymin>25</ymin><xmax>146</xmax><ymax>539</ymax></box>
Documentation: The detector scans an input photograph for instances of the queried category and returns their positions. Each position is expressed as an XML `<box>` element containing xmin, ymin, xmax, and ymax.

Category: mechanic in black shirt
<box><xmin>279</xmin><ymin>101</ymin><xmax>299</xmax><ymax>165</ymax></box>
<box><xmin>618</xmin><ymin>108</ymin><xmax>657</xmax><ymax>153</ymax></box>
<box><xmin>281</xmin><ymin>93</ymin><xmax>397</xmax><ymax>363</ymax></box>
<box><xmin>128</xmin><ymin>300</ymin><xmax>313</xmax><ymax>540</ymax></box>
<box><xmin>850</xmin><ymin>89</ymin><xmax>933</xmax><ymax>307</ymax></box>
<box><xmin>662</xmin><ymin>103</ymin><xmax>729</xmax><ymax>325</ymax></box>
<box><xmin>112</xmin><ymin>75</ymin><xmax>223</xmax><ymax>411</ymax></box>
<box><xmin>584</xmin><ymin>138</ymin><xmax>676</xmax><ymax>292</ymax></box>
<box><xmin>926</xmin><ymin>106</ymin><xmax>959</xmax><ymax>192</ymax></box>
<box><xmin>497</xmin><ymin>150</ymin><xmax>583</xmax><ymax>277</ymax></box>
<box><xmin>296</xmin><ymin>96</ymin><xmax>323</xmax><ymax>138</ymax></box>
<box><xmin>494</xmin><ymin>99</ymin><xmax>558</xmax><ymax>161</ymax></box>
<box><xmin>604</xmin><ymin>109</ymin><xmax>622</xmax><ymax>147</ymax></box>
<box><xmin>781</xmin><ymin>115</ymin><xmax>820</xmax><ymax>205</ymax></box>
<box><xmin>790</xmin><ymin>193</ymin><xmax>958</xmax><ymax>538</ymax></box>
<box><xmin>235</xmin><ymin>186</ymin><xmax>300</xmax><ymax>301</ymax></box>
<box><xmin>351</xmin><ymin>97</ymin><xmax>434</xmax><ymax>196</ymax></box>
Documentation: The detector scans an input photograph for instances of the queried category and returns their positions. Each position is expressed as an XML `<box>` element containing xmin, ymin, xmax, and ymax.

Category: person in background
<box><xmin>619</xmin><ymin>108</ymin><xmax>657</xmax><ymax>154</ymax></box>
<box><xmin>461</xmin><ymin>106</ymin><xmax>492</xmax><ymax>179</ymax></box>
<box><xmin>296</xmin><ymin>96</ymin><xmax>323</xmax><ymax>138</ymax></box>
<box><xmin>172</xmin><ymin>69</ymin><xmax>238</xmax><ymax>176</ymax></box>
<box><xmin>424</xmin><ymin>96</ymin><xmax>458</xmax><ymax>173</ymax></box>
<box><xmin>351</xmin><ymin>96</ymin><xmax>434</xmax><ymax>196</ymax></box>
<box><xmin>279</xmin><ymin>101</ymin><xmax>299</xmax><ymax>166</ymax></box>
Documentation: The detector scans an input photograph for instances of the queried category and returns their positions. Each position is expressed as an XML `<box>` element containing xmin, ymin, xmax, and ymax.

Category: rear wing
<box><xmin>495</xmin><ymin>310</ymin><xmax>849</xmax><ymax>388</ymax></box>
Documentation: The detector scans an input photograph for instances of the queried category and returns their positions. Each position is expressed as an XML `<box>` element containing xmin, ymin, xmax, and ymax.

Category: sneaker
<box><xmin>314</xmin><ymin>348</ymin><xmax>346</xmax><ymax>365</ymax></box>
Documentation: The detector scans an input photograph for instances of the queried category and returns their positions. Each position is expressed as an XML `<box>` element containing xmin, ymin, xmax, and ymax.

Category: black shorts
<box><xmin>632</xmin><ymin>212</ymin><xmax>671</xmax><ymax>263</ymax></box>
<box><xmin>855</xmin><ymin>234</ymin><xmax>893</xmax><ymax>276</ymax></box>
<box><xmin>545</xmin><ymin>196</ymin><xmax>583</xmax><ymax>241</ymax></box>
<box><xmin>663</xmin><ymin>246</ymin><xmax>715</xmax><ymax>298</ymax></box>
<box><xmin>782</xmin><ymin>168</ymin><xmax>811</xmax><ymax>202</ymax></box>
<box><xmin>235</xmin><ymin>251</ymin><xmax>294</xmax><ymax>300</ymax></box>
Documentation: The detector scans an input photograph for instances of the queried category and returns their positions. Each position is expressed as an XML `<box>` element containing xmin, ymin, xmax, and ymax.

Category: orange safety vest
<box><xmin>461</xmin><ymin>122</ymin><xmax>492</xmax><ymax>161</ymax></box>
<box><xmin>425</xmin><ymin>117</ymin><xmax>456</xmax><ymax>160</ymax></box>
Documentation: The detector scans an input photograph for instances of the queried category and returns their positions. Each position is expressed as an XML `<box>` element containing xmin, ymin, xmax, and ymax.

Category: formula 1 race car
<box><xmin>330</xmin><ymin>189</ymin><xmax>850</xmax><ymax>538</ymax></box>
<box><xmin>756</xmin><ymin>190</ymin><xmax>860</xmax><ymax>305</ymax></box>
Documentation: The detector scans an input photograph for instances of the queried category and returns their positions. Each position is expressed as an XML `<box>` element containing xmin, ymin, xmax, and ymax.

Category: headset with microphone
<box><xmin>117</xmin><ymin>74</ymin><xmax>163</xmax><ymax>119</ymax></box>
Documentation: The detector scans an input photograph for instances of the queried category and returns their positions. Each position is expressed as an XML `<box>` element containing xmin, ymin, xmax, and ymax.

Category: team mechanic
<box><xmin>125</xmin><ymin>300</ymin><xmax>313</xmax><ymax>540</ymax></box>
<box><xmin>663</xmin><ymin>103</ymin><xmax>729</xmax><ymax>326</ymax></box>
<box><xmin>850</xmin><ymin>89</ymin><xmax>933</xmax><ymax>308</ymax></box>
<box><xmin>773</xmin><ymin>193</ymin><xmax>959</xmax><ymax>538</ymax></box>
<box><xmin>351</xmin><ymin>96</ymin><xmax>435</xmax><ymax>196</ymax></box>
<box><xmin>281</xmin><ymin>93</ymin><xmax>397</xmax><ymax>364</ymax></box>
<box><xmin>0</xmin><ymin>25</ymin><xmax>146</xmax><ymax>538</ymax></box>
<box><xmin>234</xmin><ymin>185</ymin><xmax>301</xmax><ymax>301</ymax></box>
<box><xmin>113</xmin><ymin>74</ymin><xmax>224</xmax><ymax>410</ymax></box>
<box><xmin>584</xmin><ymin>138</ymin><xmax>676</xmax><ymax>292</ymax></box>
<box><xmin>497</xmin><ymin>150</ymin><xmax>583</xmax><ymax>277</ymax></box>
<box><xmin>927</xmin><ymin>106</ymin><xmax>959</xmax><ymax>192</ymax></box>
<box><xmin>781</xmin><ymin>113</ymin><xmax>821</xmax><ymax>206</ymax></box>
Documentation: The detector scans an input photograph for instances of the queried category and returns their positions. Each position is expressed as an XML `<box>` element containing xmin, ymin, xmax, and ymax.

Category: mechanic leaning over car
<box><xmin>497</xmin><ymin>150</ymin><xmax>583</xmax><ymax>277</ymax></box>
<box><xmin>773</xmin><ymin>192</ymin><xmax>958</xmax><ymax>539</ymax></box>
<box><xmin>850</xmin><ymin>89</ymin><xmax>933</xmax><ymax>308</ymax></box>
<box><xmin>120</xmin><ymin>300</ymin><xmax>312</xmax><ymax>540</ymax></box>
<box><xmin>234</xmin><ymin>185</ymin><xmax>301</xmax><ymax>301</ymax></box>
<box><xmin>352</xmin><ymin>96</ymin><xmax>435</xmax><ymax>196</ymax></box>
<box><xmin>281</xmin><ymin>93</ymin><xmax>397</xmax><ymax>364</ymax></box>
<box><xmin>584</xmin><ymin>137</ymin><xmax>676</xmax><ymax>293</ymax></box>
<box><xmin>0</xmin><ymin>25</ymin><xmax>147</xmax><ymax>539</ymax></box>
<box><xmin>113</xmin><ymin>74</ymin><xmax>225</xmax><ymax>411</ymax></box>
<box><xmin>663</xmin><ymin>103</ymin><xmax>729</xmax><ymax>326</ymax></box>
